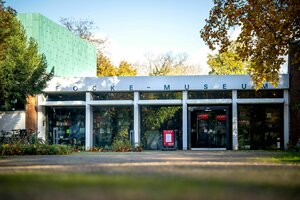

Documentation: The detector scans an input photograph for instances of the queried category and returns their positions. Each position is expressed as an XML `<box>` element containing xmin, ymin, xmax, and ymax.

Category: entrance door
<box><xmin>190</xmin><ymin>106</ymin><xmax>229</xmax><ymax>150</ymax></box>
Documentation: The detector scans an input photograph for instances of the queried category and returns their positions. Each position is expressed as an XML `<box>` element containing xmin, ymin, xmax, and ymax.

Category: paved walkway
<box><xmin>1</xmin><ymin>151</ymin><xmax>299</xmax><ymax>174</ymax></box>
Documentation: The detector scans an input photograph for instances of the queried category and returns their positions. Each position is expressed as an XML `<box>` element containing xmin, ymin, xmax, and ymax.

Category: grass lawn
<box><xmin>0</xmin><ymin>171</ymin><xmax>299</xmax><ymax>200</ymax></box>
<box><xmin>253</xmin><ymin>151</ymin><xmax>300</xmax><ymax>163</ymax></box>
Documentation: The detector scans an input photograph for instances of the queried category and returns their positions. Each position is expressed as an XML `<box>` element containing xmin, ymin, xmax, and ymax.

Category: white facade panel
<box><xmin>0</xmin><ymin>111</ymin><xmax>26</xmax><ymax>131</ymax></box>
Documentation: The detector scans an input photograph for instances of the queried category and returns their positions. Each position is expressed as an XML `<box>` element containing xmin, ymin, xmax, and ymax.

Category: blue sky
<box><xmin>6</xmin><ymin>0</ymin><xmax>216</xmax><ymax>73</ymax></box>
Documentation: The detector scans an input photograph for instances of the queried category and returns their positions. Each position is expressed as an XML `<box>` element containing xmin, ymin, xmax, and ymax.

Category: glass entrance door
<box><xmin>190</xmin><ymin>106</ymin><xmax>229</xmax><ymax>149</ymax></box>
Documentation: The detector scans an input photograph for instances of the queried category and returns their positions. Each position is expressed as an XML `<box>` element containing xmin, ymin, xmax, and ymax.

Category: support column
<box><xmin>134</xmin><ymin>91</ymin><xmax>140</xmax><ymax>147</ymax></box>
<box><xmin>232</xmin><ymin>90</ymin><xmax>238</xmax><ymax>150</ymax></box>
<box><xmin>37</xmin><ymin>95</ymin><xmax>46</xmax><ymax>141</ymax></box>
<box><xmin>182</xmin><ymin>91</ymin><xmax>188</xmax><ymax>150</ymax></box>
<box><xmin>26</xmin><ymin>96</ymin><xmax>38</xmax><ymax>132</ymax></box>
<box><xmin>284</xmin><ymin>90</ymin><xmax>290</xmax><ymax>150</ymax></box>
<box><xmin>85</xmin><ymin>92</ymin><xmax>93</xmax><ymax>150</ymax></box>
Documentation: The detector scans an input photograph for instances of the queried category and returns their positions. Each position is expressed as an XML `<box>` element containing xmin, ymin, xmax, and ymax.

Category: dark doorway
<box><xmin>189</xmin><ymin>106</ymin><xmax>229</xmax><ymax>149</ymax></box>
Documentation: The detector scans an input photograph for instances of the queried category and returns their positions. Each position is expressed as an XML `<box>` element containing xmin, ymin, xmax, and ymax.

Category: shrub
<box><xmin>287</xmin><ymin>139</ymin><xmax>300</xmax><ymax>152</ymax></box>
<box><xmin>111</xmin><ymin>138</ymin><xmax>131</xmax><ymax>152</ymax></box>
<box><xmin>0</xmin><ymin>144</ymin><xmax>74</xmax><ymax>155</ymax></box>
<box><xmin>134</xmin><ymin>145</ymin><xmax>142</xmax><ymax>152</ymax></box>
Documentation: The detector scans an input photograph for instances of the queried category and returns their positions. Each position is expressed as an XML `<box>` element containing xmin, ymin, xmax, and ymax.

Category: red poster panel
<box><xmin>198</xmin><ymin>114</ymin><xmax>209</xmax><ymax>120</ymax></box>
<box><xmin>163</xmin><ymin>130</ymin><xmax>175</xmax><ymax>147</ymax></box>
<box><xmin>216</xmin><ymin>115</ymin><xmax>226</xmax><ymax>121</ymax></box>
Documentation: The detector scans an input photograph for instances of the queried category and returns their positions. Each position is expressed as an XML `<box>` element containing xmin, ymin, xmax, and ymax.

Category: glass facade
<box><xmin>141</xmin><ymin>106</ymin><xmax>182</xmax><ymax>150</ymax></box>
<box><xmin>93</xmin><ymin>106</ymin><xmax>133</xmax><ymax>149</ymax></box>
<box><xmin>40</xmin><ymin>86</ymin><xmax>287</xmax><ymax>150</ymax></box>
<box><xmin>46</xmin><ymin>107</ymin><xmax>85</xmax><ymax>146</ymax></box>
<box><xmin>188</xmin><ymin>91</ymin><xmax>232</xmax><ymax>99</ymax></box>
<box><xmin>238</xmin><ymin>104</ymin><xmax>284</xmax><ymax>150</ymax></box>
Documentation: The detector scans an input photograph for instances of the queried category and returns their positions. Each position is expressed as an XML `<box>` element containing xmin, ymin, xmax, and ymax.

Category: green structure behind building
<box><xmin>17</xmin><ymin>13</ymin><xmax>96</xmax><ymax>77</ymax></box>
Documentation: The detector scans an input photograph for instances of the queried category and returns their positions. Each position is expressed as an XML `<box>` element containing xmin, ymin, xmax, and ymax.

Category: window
<box><xmin>46</xmin><ymin>93</ymin><xmax>86</xmax><ymax>101</ymax></box>
<box><xmin>92</xmin><ymin>92</ymin><xmax>133</xmax><ymax>100</ymax></box>
<box><xmin>238</xmin><ymin>104</ymin><xmax>283</xmax><ymax>150</ymax></box>
<box><xmin>140</xmin><ymin>106</ymin><xmax>182</xmax><ymax>150</ymax></box>
<box><xmin>237</xmin><ymin>90</ymin><xmax>283</xmax><ymax>98</ymax></box>
<box><xmin>93</xmin><ymin>106</ymin><xmax>133</xmax><ymax>148</ymax></box>
<box><xmin>140</xmin><ymin>92</ymin><xmax>182</xmax><ymax>100</ymax></box>
<box><xmin>46</xmin><ymin>107</ymin><xmax>85</xmax><ymax>147</ymax></box>
<box><xmin>188</xmin><ymin>91</ymin><xmax>232</xmax><ymax>99</ymax></box>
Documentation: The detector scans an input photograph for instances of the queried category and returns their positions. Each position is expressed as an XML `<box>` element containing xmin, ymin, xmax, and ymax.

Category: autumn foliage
<box><xmin>201</xmin><ymin>0</ymin><xmax>300</xmax><ymax>87</ymax></box>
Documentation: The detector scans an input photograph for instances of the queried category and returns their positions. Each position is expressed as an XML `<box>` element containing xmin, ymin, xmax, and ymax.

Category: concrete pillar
<box><xmin>134</xmin><ymin>91</ymin><xmax>140</xmax><ymax>147</ymax></box>
<box><xmin>85</xmin><ymin>92</ymin><xmax>93</xmax><ymax>150</ymax></box>
<box><xmin>232</xmin><ymin>90</ymin><xmax>238</xmax><ymax>150</ymax></box>
<box><xmin>37</xmin><ymin>95</ymin><xmax>46</xmax><ymax>141</ymax></box>
<box><xmin>182</xmin><ymin>91</ymin><xmax>188</xmax><ymax>150</ymax></box>
<box><xmin>284</xmin><ymin>90</ymin><xmax>290</xmax><ymax>149</ymax></box>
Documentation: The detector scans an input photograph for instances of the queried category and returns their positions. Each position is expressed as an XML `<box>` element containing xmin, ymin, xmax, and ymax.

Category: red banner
<box><xmin>216</xmin><ymin>115</ymin><xmax>226</xmax><ymax>121</ymax></box>
<box><xmin>163</xmin><ymin>130</ymin><xmax>175</xmax><ymax>147</ymax></box>
<box><xmin>197</xmin><ymin>114</ymin><xmax>209</xmax><ymax>120</ymax></box>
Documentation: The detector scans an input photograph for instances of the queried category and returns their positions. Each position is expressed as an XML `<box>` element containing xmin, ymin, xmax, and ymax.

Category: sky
<box><xmin>5</xmin><ymin>0</ymin><xmax>252</xmax><ymax>74</ymax></box>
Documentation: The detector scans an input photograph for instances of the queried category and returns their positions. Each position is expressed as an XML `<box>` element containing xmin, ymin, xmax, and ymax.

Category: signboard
<box><xmin>163</xmin><ymin>130</ymin><xmax>175</xmax><ymax>147</ymax></box>
<box><xmin>44</xmin><ymin>74</ymin><xmax>289</xmax><ymax>92</ymax></box>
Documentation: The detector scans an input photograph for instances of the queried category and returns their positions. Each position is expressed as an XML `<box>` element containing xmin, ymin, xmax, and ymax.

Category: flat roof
<box><xmin>44</xmin><ymin>75</ymin><xmax>289</xmax><ymax>92</ymax></box>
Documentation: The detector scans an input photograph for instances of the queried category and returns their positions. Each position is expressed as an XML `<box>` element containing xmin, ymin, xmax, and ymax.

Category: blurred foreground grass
<box><xmin>0</xmin><ymin>171</ymin><xmax>299</xmax><ymax>200</ymax></box>
<box><xmin>255</xmin><ymin>151</ymin><xmax>300</xmax><ymax>163</ymax></box>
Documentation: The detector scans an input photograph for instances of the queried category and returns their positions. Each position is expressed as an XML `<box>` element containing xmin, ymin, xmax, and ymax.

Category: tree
<box><xmin>97</xmin><ymin>53</ymin><xmax>137</xmax><ymax>76</ymax></box>
<box><xmin>208</xmin><ymin>42</ymin><xmax>248</xmax><ymax>75</ymax></box>
<box><xmin>200</xmin><ymin>0</ymin><xmax>300</xmax><ymax>87</ymax></box>
<box><xmin>60</xmin><ymin>17</ymin><xmax>106</xmax><ymax>52</ymax></box>
<box><xmin>96</xmin><ymin>53</ymin><xmax>117</xmax><ymax>76</ymax></box>
<box><xmin>0</xmin><ymin>1</ymin><xmax>53</xmax><ymax>110</ymax></box>
<box><xmin>118</xmin><ymin>61</ymin><xmax>137</xmax><ymax>76</ymax></box>
<box><xmin>147</xmin><ymin>52</ymin><xmax>188</xmax><ymax>76</ymax></box>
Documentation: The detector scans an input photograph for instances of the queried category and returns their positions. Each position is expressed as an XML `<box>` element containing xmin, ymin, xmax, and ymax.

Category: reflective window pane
<box><xmin>188</xmin><ymin>91</ymin><xmax>232</xmax><ymax>99</ymax></box>
<box><xmin>93</xmin><ymin>106</ymin><xmax>133</xmax><ymax>148</ymax></box>
<box><xmin>46</xmin><ymin>93</ymin><xmax>86</xmax><ymax>101</ymax></box>
<box><xmin>46</xmin><ymin>107</ymin><xmax>85</xmax><ymax>147</ymax></box>
<box><xmin>140</xmin><ymin>92</ymin><xmax>182</xmax><ymax>100</ymax></box>
<box><xmin>141</xmin><ymin>106</ymin><xmax>182</xmax><ymax>150</ymax></box>
<box><xmin>237</xmin><ymin>90</ymin><xmax>283</xmax><ymax>98</ymax></box>
<box><xmin>238</xmin><ymin>104</ymin><xmax>283</xmax><ymax>150</ymax></box>
<box><xmin>92</xmin><ymin>92</ymin><xmax>133</xmax><ymax>100</ymax></box>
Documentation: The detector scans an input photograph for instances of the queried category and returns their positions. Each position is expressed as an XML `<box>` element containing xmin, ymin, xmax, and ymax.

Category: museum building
<box><xmin>34</xmin><ymin>75</ymin><xmax>289</xmax><ymax>150</ymax></box>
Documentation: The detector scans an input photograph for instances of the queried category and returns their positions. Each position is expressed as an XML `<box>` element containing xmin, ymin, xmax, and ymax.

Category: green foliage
<box><xmin>97</xmin><ymin>53</ymin><xmax>137</xmax><ymax>76</ymax></box>
<box><xmin>111</xmin><ymin>127</ymin><xmax>132</xmax><ymax>152</ymax></box>
<box><xmin>0</xmin><ymin>144</ymin><xmax>73</xmax><ymax>155</ymax></box>
<box><xmin>208</xmin><ymin>42</ymin><xmax>248</xmax><ymax>75</ymax></box>
<box><xmin>200</xmin><ymin>0</ymin><xmax>300</xmax><ymax>87</ymax></box>
<box><xmin>143</xmin><ymin>106</ymin><xmax>181</xmax><ymax>130</ymax></box>
<box><xmin>0</xmin><ymin>1</ymin><xmax>53</xmax><ymax>110</ymax></box>
<box><xmin>0</xmin><ymin>129</ymin><xmax>44</xmax><ymax>145</ymax></box>
<box><xmin>111</xmin><ymin>138</ymin><xmax>131</xmax><ymax>152</ymax></box>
